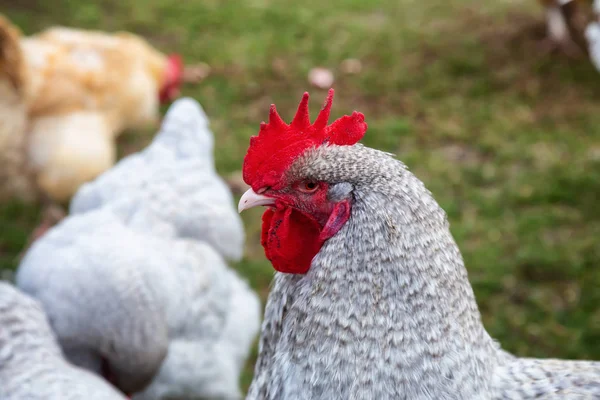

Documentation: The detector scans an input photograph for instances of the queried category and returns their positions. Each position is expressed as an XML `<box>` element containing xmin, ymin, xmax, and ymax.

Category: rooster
<box><xmin>0</xmin><ymin>281</ymin><xmax>126</xmax><ymax>400</ymax></box>
<box><xmin>17</xmin><ymin>98</ymin><xmax>261</xmax><ymax>399</ymax></box>
<box><xmin>0</xmin><ymin>15</ymin><xmax>192</xmax><ymax>203</ymax></box>
<box><xmin>238</xmin><ymin>89</ymin><xmax>600</xmax><ymax>399</ymax></box>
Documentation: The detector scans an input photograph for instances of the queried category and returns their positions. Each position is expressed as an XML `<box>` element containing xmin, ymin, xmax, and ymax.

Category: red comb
<box><xmin>242</xmin><ymin>89</ymin><xmax>367</xmax><ymax>190</ymax></box>
<box><xmin>159</xmin><ymin>54</ymin><xmax>184</xmax><ymax>104</ymax></box>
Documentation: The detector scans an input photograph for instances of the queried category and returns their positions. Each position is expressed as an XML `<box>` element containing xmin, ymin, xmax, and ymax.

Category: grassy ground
<box><xmin>2</xmin><ymin>0</ymin><xmax>600</xmax><ymax>393</ymax></box>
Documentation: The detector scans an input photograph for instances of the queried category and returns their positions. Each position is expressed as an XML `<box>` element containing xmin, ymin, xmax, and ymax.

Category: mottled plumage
<box><xmin>0</xmin><ymin>282</ymin><xmax>126</xmax><ymax>400</ymax></box>
<box><xmin>241</xmin><ymin>92</ymin><xmax>600</xmax><ymax>399</ymax></box>
<box><xmin>17</xmin><ymin>98</ymin><xmax>261</xmax><ymax>399</ymax></box>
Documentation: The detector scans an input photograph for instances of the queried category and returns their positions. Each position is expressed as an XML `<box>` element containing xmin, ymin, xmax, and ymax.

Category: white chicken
<box><xmin>0</xmin><ymin>281</ymin><xmax>127</xmax><ymax>400</ymax></box>
<box><xmin>16</xmin><ymin>98</ymin><xmax>261</xmax><ymax>399</ymax></box>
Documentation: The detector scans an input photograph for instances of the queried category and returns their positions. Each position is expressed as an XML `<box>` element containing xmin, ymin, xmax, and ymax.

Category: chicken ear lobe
<box><xmin>319</xmin><ymin>199</ymin><xmax>351</xmax><ymax>241</ymax></box>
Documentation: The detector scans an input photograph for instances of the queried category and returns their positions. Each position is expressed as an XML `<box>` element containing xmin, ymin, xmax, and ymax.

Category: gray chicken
<box><xmin>0</xmin><ymin>281</ymin><xmax>126</xmax><ymax>400</ymax></box>
<box><xmin>16</xmin><ymin>98</ymin><xmax>261</xmax><ymax>399</ymax></box>
<box><xmin>238</xmin><ymin>89</ymin><xmax>600</xmax><ymax>399</ymax></box>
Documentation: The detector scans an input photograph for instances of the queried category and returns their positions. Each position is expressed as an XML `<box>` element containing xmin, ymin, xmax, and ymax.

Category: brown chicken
<box><xmin>0</xmin><ymin>15</ymin><xmax>188</xmax><ymax>203</ymax></box>
<box><xmin>0</xmin><ymin>15</ymin><xmax>36</xmax><ymax>201</ymax></box>
<box><xmin>537</xmin><ymin>0</ymin><xmax>591</xmax><ymax>56</ymax></box>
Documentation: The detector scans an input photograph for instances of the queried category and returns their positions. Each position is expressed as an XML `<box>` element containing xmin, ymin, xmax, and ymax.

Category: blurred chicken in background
<box><xmin>585</xmin><ymin>0</ymin><xmax>600</xmax><ymax>69</ymax></box>
<box><xmin>537</xmin><ymin>0</ymin><xmax>600</xmax><ymax>73</ymax></box>
<box><xmin>0</xmin><ymin>14</ymin><xmax>205</xmax><ymax>204</ymax></box>
<box><xmin>17</xmin><ymin>98</ymin><xmax>260</xmax><ymax>400</ymax></box>
<box><xmin>0</xmin><ymin>15</ymin><xmax>36</xmax><ymax>202</ymax></box>
<box><xmin>538</xmin><ymin>0</ymin><xmax>590</xmax><ymax>57</ymax></box>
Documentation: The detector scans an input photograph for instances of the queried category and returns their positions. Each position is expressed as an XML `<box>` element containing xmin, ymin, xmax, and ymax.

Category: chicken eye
<box><xmin>298</xmin><ymin>181</ymin><xmax>319</xmax><ymax>193</ymax></box>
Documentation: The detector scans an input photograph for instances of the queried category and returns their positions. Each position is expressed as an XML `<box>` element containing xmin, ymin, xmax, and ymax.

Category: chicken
<box><xmin>0</xmin><ymin>281</ymin><xmax>127</xmax><ymax>400</ymax></box>
<box><xmin>0</xmin><ymin>15</ymin><xmax>186</xmax><ymax>202</ymax></box>
<box><xmin>585</xmin><ymin>0</ymin><xmax>600</xmax><ymax>69</ymax></box>
<box><xmin>537</xmin><ymin>0</ymin><xmax>589</xmax><ymax>57</ymax></box>
<box><xmin>16</xmin><ymin>98</ymin><xmax>261</xmax><ymax>399</ymax></box>
<box><xmin>0</xmin><ymin>15</ymin><xmax>36</xmax><ymax>201</ymax></box>
<box><xmin>238</xmin><ymin>89</ymin><xmax>600</xmax><ymax>399</ymax></box>
<box><xmin>541</xmin><ymin>0</ymin><xmax>600</xmax><ymax>73</ymax></box>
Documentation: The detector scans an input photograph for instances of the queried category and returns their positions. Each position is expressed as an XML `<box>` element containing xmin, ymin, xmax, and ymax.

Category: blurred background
<box><xmin>1</xmin><ymin>0</ymin><xmax>600</xmax><ymax>392</ymax></box>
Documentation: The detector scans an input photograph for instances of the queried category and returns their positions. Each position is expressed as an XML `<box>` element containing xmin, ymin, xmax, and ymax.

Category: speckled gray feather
<box><xmin>16</xmin><ymin>98</ymin><xmax>261</xmax><ymax>399</ymax></box>
<box><xmin>247</xmin><ymin>144</ymin><xmax>600</xmax><ymax>400</ymax></box>
<box><xmin>0</xmin><ymin>282</ymin><xmax>126</xmax><ymax>400</ymax></box>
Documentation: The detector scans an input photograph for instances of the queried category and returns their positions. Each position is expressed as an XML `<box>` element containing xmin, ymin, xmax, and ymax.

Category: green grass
<box><xmin>2</xmin><ymin>0</ymin><xmax>600</xmax><ymax>392</ymax></box>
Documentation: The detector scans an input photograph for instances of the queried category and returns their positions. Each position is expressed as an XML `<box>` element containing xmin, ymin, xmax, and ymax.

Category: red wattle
<box><xmin>319</xmin><ymin>200</ymin><xmax>351</xmax><ymax>241</ymax></box>
<box><xmin>261</xmin><ymin>207</ymin><xmax>324</xmax><ymax>274</ymax></box>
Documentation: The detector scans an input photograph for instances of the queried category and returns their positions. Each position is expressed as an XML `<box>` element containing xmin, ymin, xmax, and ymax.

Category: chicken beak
<box><xmin>238</xmin><ymin>188</ymin><xmax>275</xmax><ymax>213</ymax></box>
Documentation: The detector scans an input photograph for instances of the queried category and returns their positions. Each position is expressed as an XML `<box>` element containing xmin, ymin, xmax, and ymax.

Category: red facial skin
<box><xmin>158</xmin><ymin>54</ymin><xmax>184</xmax><ymax>104</ymax></box>
<box><xmin>259</xmin><ymin>181</ymin><xmax>351</xmax><ymax>274</ymax></box>
<box><xmin>243</xmin><ymin>89</ymin><xmax>366</xmax><ymax>274</ymax></box>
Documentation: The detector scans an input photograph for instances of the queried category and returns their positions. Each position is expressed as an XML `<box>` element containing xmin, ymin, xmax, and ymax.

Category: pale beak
<box><xmin>238</xmin><ymin>188</ymin><xmax>275</xmax><ymax>213</ymax></box>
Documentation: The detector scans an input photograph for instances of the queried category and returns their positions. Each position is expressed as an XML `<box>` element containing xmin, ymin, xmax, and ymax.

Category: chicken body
<box><xmin>0</xmin><ymin>281</ymin><xmax>126</xmax><ymax>400</ymax></box>
<box><xmin>0</xmin><ymin>15</ymin><xmax>36</xmax><ymax>201</ymax></box>
<box><xmin>17</xmin><ymin>98</ymin><xmax>261</xmax><ymax>399</ymax></box>
<box><xmin>0</xmin><ymin>15</ymin><xmax>182</xmax><ymax>202</ymax></box>
<box><xmin>241</xmin><ymin>91</ymin><xmax>600</xmax><ymax>399</ymax></box>
<box><xmin>539</xmin><ymin>0</ymin><xmax>577</xmax><ymax>43</ymax></box>
<box><xmin>585</xmin><ymin>0</ymin><xmax>600</xmax><ymax>69</ymax></box>
<box><xmin>536</xmin><ymin>0</ymin><xmax>593</xmax><ymax>58</ymax></box>
<box><xmin>23</xmin><ymin>26</ymin><xmax>168</xmax><ymax>130</ymax></box>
